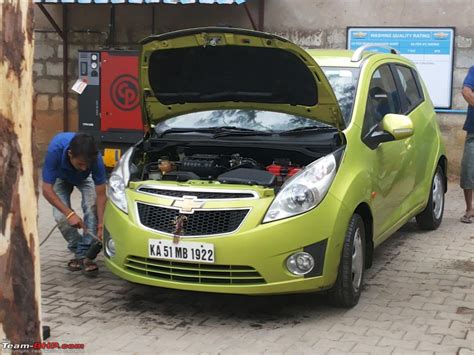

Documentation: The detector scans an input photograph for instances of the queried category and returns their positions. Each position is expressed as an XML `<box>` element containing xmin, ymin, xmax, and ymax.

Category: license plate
<box><xmin>148</xmin><ymin>239</ymin><xmax>215</xmax><ymax>263</ymax></box>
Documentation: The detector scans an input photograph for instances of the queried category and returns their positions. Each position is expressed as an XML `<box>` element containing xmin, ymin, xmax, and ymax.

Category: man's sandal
<box><xmin>67</xmin><ymin>259</ymin><xmax>83</xmax><ymax>272</ymax></box>
<box><xmin>81</xmin><ymin>258</ymin><xmax>99</xmax><ymax>278</ymax></box>
<box><xmin>460</xmin><ymin>214</ymin><xmax>473</xmax><ymax>224</ymax></box>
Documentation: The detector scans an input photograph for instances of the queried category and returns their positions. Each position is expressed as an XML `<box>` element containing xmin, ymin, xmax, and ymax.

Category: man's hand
<box><xmin>96</xmin><ymin>223</ymin><xmax>103</xmax><ymax>241</ymax></box>
<box><xmin>68</xmin><ymin>213</ymin><xmax>87</xmax><ymax>231</ymax></box>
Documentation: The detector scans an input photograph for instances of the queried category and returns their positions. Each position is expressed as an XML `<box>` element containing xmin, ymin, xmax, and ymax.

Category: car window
<box><xmin>154</xmin><ymin>109</ymin><xmax>329</xmax><ymax>134</ymax></box>
<box><xmin>363</xmin><ymin>65</ymin><xmax>401</xmax><ymax>136</ymax></box>
<box><xmin>395</xmin><ymin>65</ymin><xmax>424</xmax><ymax>113</ymax></box>
<box><xmin>322</xmin><ymin>67</ymin><xmax>359</xmax><ymax>124</ymax></box>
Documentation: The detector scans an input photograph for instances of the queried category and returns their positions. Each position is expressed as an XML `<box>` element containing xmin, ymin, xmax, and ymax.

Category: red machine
<box><xmin>78</xmin><ymin>50</ymin><xmax>144</xmax><ymax>167</ymax></box>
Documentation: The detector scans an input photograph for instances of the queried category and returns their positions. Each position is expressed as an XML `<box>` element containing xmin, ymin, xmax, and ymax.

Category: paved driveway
<box><xmin>38</xmin><ymin>181</ymin><xmax>474</xmax><ymax>354</ymax></box>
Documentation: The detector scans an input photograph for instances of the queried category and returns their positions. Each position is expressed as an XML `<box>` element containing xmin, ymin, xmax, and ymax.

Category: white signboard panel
<box><xmin>347</xmin><ymin>27</ymin><xmax>455</xmax><ymax>109</ymax></box>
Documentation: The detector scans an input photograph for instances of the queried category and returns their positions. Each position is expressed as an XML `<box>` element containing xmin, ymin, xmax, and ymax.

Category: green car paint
<box><xmin>104</xmin><ymin>28</ymin><xmax>446</xmax><ymax>306</ymax></box>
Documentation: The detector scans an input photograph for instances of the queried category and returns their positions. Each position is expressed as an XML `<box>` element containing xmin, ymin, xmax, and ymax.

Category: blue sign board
<box><xmin>347</xmin><ymin>27</ymin><xmax>455</xmax><ymax>109</ymax></box>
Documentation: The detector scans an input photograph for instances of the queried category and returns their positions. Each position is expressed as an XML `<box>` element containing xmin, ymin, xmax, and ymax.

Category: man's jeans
<box><xmin>53</xmin><ymin>176</ymin><xmax>97</xmax><ymax>259</ymax></box>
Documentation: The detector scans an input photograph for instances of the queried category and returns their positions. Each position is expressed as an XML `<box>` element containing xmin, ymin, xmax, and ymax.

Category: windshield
<box><xmin>154</xmin><ymin>109</ymin><xmax>330</xmax><ymax>134</ymax></box>
<box><xmin>322</xmin><ymin>67</ymin><xmax>359</xmax><ymax>123</ymax></box>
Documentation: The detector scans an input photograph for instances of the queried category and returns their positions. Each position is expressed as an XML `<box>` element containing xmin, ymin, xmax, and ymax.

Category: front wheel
<box><xmin>329</xmin><ymin>214</ymin><xmax>365</xmax><ymax>308</ymax></box>
<box><xmin>416</xmin><ymin>166</ymin><xmax>445</xmax><ymax>230</ymax></box>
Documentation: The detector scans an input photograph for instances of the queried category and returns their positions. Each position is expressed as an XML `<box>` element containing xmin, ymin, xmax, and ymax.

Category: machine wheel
<box><xmin>330</xmin><ymin>214</ymin><xmax>365</xmax><ymax>308</ymax></box>
<box><xmin>416</xmin><ymin>166</ymin><xmax>445</xmax><ymax>230</ymax></box>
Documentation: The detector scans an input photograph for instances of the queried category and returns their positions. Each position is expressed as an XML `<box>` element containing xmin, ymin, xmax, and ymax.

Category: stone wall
<box><xmin>34</xmin><ymin>31</ymin><xmax>65</xmax><ymax>150</ymax></box>
<box><xmin>33</xmin><ymin>1</ymin><xmax>474</xmax><ymax>175</ymax></box>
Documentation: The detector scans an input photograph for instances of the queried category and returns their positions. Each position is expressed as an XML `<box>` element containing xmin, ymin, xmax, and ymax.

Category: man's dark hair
<box><xmin>69</xmin><ymin>133</ymin><xmax>98</xmax><ymax>165</ymax></box>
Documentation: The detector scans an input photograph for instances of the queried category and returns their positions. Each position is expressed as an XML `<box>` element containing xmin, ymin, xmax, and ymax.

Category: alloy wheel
<box><xmin>432</xmin><ymin>172</ymin><xmax>444</xmax><ymax>220</ymax></box>
<box><xmin>352</xmin><ymin>228</ymin><xmax>363</xmax><ymax>292</ymax></box>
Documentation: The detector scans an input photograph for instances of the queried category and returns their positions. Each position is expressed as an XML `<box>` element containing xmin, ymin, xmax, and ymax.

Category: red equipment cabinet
<box><xmin>78</xmin><ymin>50</ymin><xmax>144</xmax><ymax>167</ymax></box>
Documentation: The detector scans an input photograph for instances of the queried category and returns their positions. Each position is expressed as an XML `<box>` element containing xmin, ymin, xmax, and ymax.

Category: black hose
<box><xmin>39</xmin><ymin>220</ymin><xmax>100</xmax><ymax>247</ymax></box>
<box><xmin>39</xmin><ymin>223</ymin><xmax>59</xmax><ymax>247</ymax></box>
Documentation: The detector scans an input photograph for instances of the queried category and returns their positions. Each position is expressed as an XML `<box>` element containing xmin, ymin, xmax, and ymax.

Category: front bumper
<box><xmin>103</xmin><ymin>187</ymin><xmax>351</xmax><ymax>295</ymax></box>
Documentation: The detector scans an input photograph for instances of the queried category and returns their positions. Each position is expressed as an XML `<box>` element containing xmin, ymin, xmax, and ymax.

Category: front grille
<box><xmin>138</xmin><ymin>188</ymin><xmax>255</xmax><ymax>200</ymax></box>
<box><xmin>137</xmin><ymin>203</ymin><xmax>249</xmax><ymax>236</ymax></box>
<box><xmin>125</xmin><ymin>256</ymin><xmax>266</xmax><ymax>285</ymax></box>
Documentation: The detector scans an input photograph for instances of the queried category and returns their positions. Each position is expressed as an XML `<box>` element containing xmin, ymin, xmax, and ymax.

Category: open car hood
<box><xmin>140</xmin><ymin>28</ymin><xmax>345</xmax><ymax>130</ymax></box>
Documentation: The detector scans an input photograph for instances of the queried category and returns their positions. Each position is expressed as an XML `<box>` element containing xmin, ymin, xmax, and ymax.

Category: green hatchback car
<box><xmin>104</xmin><ymin>28</ymin><xmax>446</xmax><ymax>307</ymax></box>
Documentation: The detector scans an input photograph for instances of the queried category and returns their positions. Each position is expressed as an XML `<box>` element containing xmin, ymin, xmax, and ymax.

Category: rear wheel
<box><xmin>330</xmin><ymin>214</ymin><xmax>365</xmax><ymax>308</ymax></box>
<box><xmin>416</xmin><ymin>166</ymin><xmax>445</xmax><ymax>230</ymax></box>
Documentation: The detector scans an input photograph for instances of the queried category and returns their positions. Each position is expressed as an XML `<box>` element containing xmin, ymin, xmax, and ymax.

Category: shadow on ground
<box><xmin>94</xmin><ymin>220</ymin><xmax>420</xmax><ymax>330</ymax></box>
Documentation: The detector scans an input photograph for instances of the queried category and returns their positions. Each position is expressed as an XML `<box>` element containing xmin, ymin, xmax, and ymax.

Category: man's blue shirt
<box><xmin>42</xmin><ymin>132</ymin><xmax>106</xmax><ymax>186</ymax></box>
<box><xmin>463</xmin><ymin>66</ymin><xmax>474</xmax><ymax>133</ymax></box>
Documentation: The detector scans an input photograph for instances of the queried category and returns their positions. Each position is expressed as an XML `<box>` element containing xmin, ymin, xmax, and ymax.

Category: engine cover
<box><xmin>181</xmin><ymin>154</ymin><xmax>228</xmax><ymax>178</ymax></box>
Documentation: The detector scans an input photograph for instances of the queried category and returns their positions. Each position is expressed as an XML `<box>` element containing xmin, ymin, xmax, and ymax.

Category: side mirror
<box><xmin>363</xmin><ymin>114</ymin><xmax>414</xmax><ymax>150</ymax></box>
<box><xmin>382</xmin><ymin>114</ymin><xmax>414</xmax><ymax>140</ymax></box>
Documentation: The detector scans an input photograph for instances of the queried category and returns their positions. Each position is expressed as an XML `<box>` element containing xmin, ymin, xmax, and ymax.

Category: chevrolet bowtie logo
<box><xmin>172</xmin><ymin>196</ymin><xmax>205</xmax><ymax>214</ymax></box>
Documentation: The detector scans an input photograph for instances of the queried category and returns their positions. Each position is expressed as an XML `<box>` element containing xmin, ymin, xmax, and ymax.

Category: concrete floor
<box><xmin>37</xmin><ymin>181</ymin><xmax>474</xmax><ymax>354</ymax></box>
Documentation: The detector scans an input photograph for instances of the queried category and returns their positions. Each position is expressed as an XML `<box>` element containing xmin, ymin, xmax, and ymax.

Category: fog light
<box><xmin>105</xmin><ymin>238</ymin><xmax>116</xmax><ymax>257</ymax></box>
<box><xmin>287</xmin><ymin>252</ymin><xmax>314</xmax><ymax>275</ymax></box>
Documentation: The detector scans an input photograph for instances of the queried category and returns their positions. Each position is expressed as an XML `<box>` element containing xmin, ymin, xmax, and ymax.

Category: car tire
<box><xmin>415</xmin><ymin>166</ymin><xmax>445</xmax><ymax>230</ymax></box>
<box><xmin>329</xmin><ymin>214</ymin><xmax>365</xmax><ymax>308</ymax></box>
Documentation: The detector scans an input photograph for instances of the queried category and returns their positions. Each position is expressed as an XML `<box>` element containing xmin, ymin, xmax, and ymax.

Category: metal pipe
<box><xmin>244</xmin><ymin>3</ymin><xmax>257</xmax><ymax>31</ymax></box>
<box><xmin>34</xmin><ymin>29</ymin><xmax>106</xmax><ymax>35</ymax></box>
<box><xmin>106</xmin><ymin>5</ymin><xmax>116</xmax><ymax>47</ymax></box>
<box><xmin>34</xmin><ymin>29</ymin><xmax>62</xmax><ymax>33</ymax></box>
<box><xmin>37</xmin><ymin>4</ymin><xmax>65</xmax><ymax>41</ymax></box>
<box><xmin>151</xmin><ymin>6</ymin><xmax>156</xmax><ymax>34</ymax></box>
<box><xmin>69</xmin><ymin>30</ymin><xmax>107</xmax><ymax>35</ymax></box>
<box><xmin>63</xmin><ymin>5</ymin><xmax>69</xmax><ymax>132</ymax></box>
<box><xmin>258</xmin><ymin>0</ymin><xmax>265</xmax><ymax>31</ymax></box>
<box><xmin>112</xmin><ymin>5</ymin><xmax>116</xmax><ymax>44</ymax></box>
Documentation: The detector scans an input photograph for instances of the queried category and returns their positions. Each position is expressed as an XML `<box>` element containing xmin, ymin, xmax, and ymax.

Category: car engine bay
<box><xmin>130</xmin><ymin>141</ymin><xmax>339</xmax><ymax>188</ymax></box>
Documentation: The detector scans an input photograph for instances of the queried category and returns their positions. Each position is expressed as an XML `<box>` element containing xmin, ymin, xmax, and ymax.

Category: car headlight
<box><xmin>107</xmin><ymin>148</ymin><xmax>133</xmax><ymax>213</ymax></box>
<box><xmin>263</xmin><ymin>154</ymin><xmax>338</xmax><ymax>223</ymax></box>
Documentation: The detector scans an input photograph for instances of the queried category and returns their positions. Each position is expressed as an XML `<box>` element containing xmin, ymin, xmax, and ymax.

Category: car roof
<box><xmin>306</xmin><ymin>49</ymin><xmax>414</xmax><ymax>69</ymax></box>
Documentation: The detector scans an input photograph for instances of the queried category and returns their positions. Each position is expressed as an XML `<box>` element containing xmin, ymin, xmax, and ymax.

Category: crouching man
<box><xmin>42</xmin><ymin>132</ymin><xmax>106</xmax><ymax>277</ymax></box>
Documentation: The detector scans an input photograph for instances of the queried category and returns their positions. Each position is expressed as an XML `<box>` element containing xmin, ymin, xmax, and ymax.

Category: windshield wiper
<box><xmin>212</xmin><ymin>126</ymin><xmax>273</xmax><ymax>138</ymax></box>
<box><xmin>156</xmin><ymin>127</ymin><xmax>217</xmax><ymax>137</ymax></box>
<box><xmin>156</xmin><ymin>126</ymin><xmax>272</xmax><ymax>138</ymax></box>
<box><xmin>278</xmin><ymin>126</ymin><xmax>337</xmax><ymax>136</ymax></box>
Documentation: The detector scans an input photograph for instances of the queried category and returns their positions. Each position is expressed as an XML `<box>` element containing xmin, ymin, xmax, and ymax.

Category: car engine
<box><xmin>132</xmin><ymin>145</ymin><xmax>316</xmax><ymax>187</ymax></box>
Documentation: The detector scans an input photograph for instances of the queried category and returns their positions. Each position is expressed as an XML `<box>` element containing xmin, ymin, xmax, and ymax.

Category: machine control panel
<box><xmin>78</xmin><ymin>51</ymin><xmax>100</xmax><ymax>86</ymax></box>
